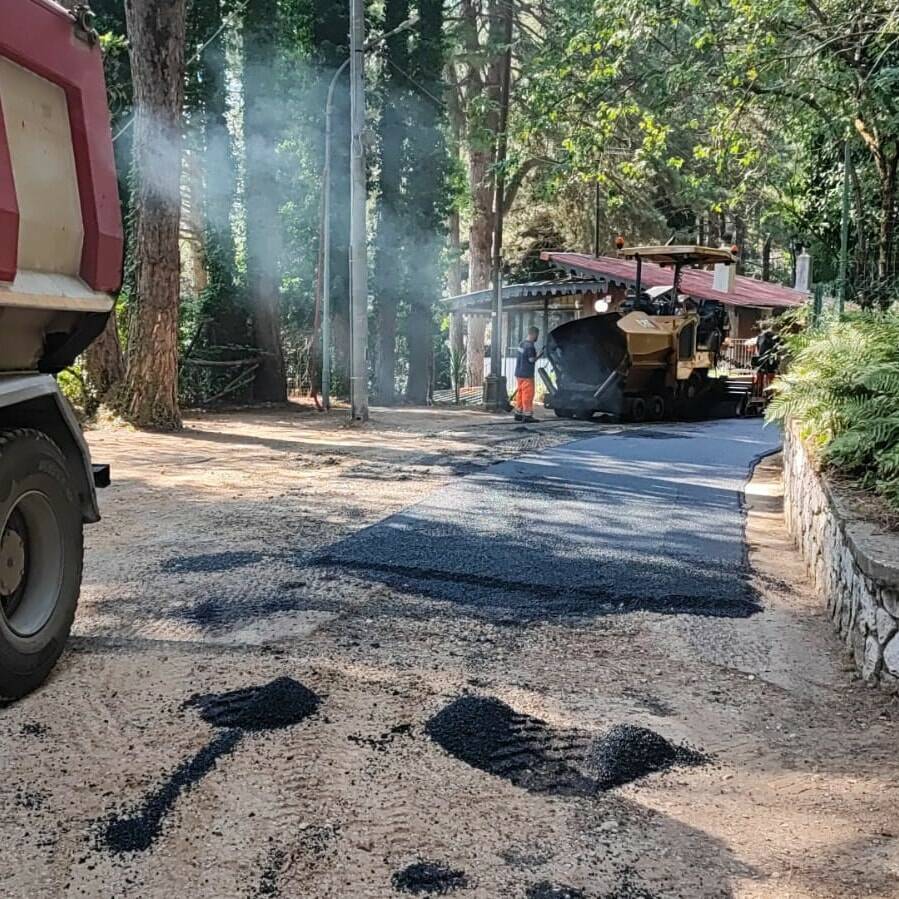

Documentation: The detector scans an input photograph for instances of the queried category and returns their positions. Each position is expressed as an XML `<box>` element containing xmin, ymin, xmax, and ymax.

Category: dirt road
<box><xmin>0</xmin><ymin>405</ymin><xmax>896</xmax><ymax>898</ymax></box>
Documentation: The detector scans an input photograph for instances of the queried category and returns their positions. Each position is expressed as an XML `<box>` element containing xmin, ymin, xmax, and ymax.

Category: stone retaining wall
<box><xmin>782</xmin><ymin>428</ymin><xmax>899</xmax><ymax>690</ymax></box>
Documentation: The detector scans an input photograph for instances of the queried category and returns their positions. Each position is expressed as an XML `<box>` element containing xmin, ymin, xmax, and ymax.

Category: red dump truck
<box><xmin>0</xmin><ymin>1</ymin><xmax>123</xmax><ymax>699</ymax></box>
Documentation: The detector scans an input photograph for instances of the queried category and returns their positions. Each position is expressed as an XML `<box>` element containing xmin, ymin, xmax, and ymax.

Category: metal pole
<box><xmin>485</xmin><ymin>0</ymin><xmax>513</xmax><ymax>412</ymax></box>
<box><xmin>813</xmin><ymin>283</ymin><xmax>824</xmax><ymax>325</ymax></box>
<box><xmin>838</xmin><ymin>137</ymin><xmax>850</xmax><ymax>314</ymax></box>
<box><xmin>319</xmin><ymin>16</ymin><xmax>418</xmax><ymax>410</ymax></box>
<box><xmin>321</xmin><ymin>59</ymin><xmax>349</xmax><ymax>410</ymax></box>
<box><xmin>348</xmin><ymin>0</ymin><xmax>368</xmax><ymax>421</ymax></box>
<box><xmin>593</xmin><ymin>181</ymin><xmax>601</xmax><ymax>257</ymax></box>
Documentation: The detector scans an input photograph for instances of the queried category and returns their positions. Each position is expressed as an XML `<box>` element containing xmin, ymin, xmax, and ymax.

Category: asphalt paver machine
<box><xmin>0</xmin><ymin>1</ymin><xmax>123</xmax><ymax>698</ymax></box>
<box><xmin>542</xmin><ymin>245</ymin><xmax>745</xmax><ymax>422</ymax></box>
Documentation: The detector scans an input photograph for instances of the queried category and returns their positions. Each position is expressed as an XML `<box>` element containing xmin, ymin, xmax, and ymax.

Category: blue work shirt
<box><xmin>515</xmin><ymin>339</ymin><xmax>538</xmax><ymax>378</ymax></box>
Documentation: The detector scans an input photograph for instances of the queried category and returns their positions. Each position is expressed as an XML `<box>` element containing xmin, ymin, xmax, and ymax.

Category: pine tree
<box><xmin>372</xmin><ymin>0</ymin><xmax>411</xmax><ymax>405</ymax></box>
<box><xmin>243</xmin><ymin>0</ymin><xmax>288</xmax><ymax>402</ymax></box>
<box><xmin>313</xmin><ymin>0</ymin><xmax>351</xmax><ymax>395</ymax></box>
<box><xmin>121</xmin><ymin>0</ymin><xmax>188</xmax><ymax>429</ymax></box>
<box><xmin>404</xmin><ymin>0</ymin><xmax>447</xmax><ymax>404</ymax></box>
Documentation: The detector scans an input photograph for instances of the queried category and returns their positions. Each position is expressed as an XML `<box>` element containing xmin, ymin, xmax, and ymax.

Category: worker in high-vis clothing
<box><xmin>513</xmin><ymin>326</ymin><xmax>540</xmax><ymax>423</ymax></box>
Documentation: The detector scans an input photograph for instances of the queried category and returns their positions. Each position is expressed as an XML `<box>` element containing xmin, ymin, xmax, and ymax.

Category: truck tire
<box><xmin>648</xmin><ymin>395</ymin><xmax>666</xmax><ymax>421</ymax></box>
<box><xmin>628</xmin><ymin>396</ymin><xmax>647</xmax><ymax>422</ymax></box>
<box><xmin>0</xmin><ymin>430</ymin><xmax>83</xmax><ymax>700</ymax></box>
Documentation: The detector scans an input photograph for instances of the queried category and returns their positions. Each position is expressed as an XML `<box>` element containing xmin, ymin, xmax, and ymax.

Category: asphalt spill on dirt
<box><xmin>526</xmin><ymin>883</ymin><xmax>586</xmax><ymax>899</ymax></box>
<box><xmin>101</xmin><ymin>729</ymin><xmax>242</xmax><ymax>854</ymax></box>
<box><xmin>584</xmin><ymin>724</ymin><xmax>705</xmax><ymax>790</ymax></box>
<box><xmin>391</xmin><ymin>861</ymin><xmax>469</xmax><ymax>895</ymax></box>
<box><xmin>254</xmin><ymin>845</ymin><xmax>288</xmax><ymax>897</ymax></box>
<box><xmin>174</xmin><ymin>592</ymin><xmax>343</xmax><ymax>631</ymax></box>
<box><xmin>160</xmin><ymin>550</ymin><xmax>265</xmax><ymax>573</ymax></box>
<box><xmin>526</xmin><ymin>869</ymin><xmax>660</xmax><ymax>899</ymax></box>
<box><xmin>99</xmin><ymin>677</ymin><xmax>320</xmax><ymax>854</ymax></box>
<box><xmin>425</xmin><ymin>696</ymin><xmax>705</xmax><ymax>797</ymax></box>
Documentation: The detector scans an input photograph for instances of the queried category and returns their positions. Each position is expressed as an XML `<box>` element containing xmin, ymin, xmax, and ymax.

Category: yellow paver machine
<box><xmin>542</xmin><ymin>246</ymin><xmax>746</xmax><ymax>422</ymax></box>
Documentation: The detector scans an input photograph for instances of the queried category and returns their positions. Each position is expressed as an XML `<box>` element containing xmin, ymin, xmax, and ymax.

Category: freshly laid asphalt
<box><xmin>318</xmin><ymin>418</ymin><xmax>782</xmax><ymax>623</ymax></box>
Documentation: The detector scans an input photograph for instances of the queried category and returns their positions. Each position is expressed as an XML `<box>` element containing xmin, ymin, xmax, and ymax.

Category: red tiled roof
<box><xmin>542</xmin><ymin>253</ymin><xmax>807</xmax><ymax>309</ymax></box>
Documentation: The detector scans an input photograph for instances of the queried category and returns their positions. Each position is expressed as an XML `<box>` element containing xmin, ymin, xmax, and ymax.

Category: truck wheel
<box><xmin>628</xmin><ymin>397</ymin><xmax>647</xmax><ymax>422</ymax></box>
<box><xmin>648</xmin><ymin>395</ymin><xmax>666</xmax><ymax>421</ymax></box>
<box><xmin>0</xmin><ymin>430</ymin><xmax>83</xmax><ymax>701</ymax></box>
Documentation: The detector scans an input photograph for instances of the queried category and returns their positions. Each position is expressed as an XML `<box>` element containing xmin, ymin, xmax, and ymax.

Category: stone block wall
<box><xmin>782</xmin><ymin>428</ymin><xmax>899</xmax><ymax>690</ymax></box>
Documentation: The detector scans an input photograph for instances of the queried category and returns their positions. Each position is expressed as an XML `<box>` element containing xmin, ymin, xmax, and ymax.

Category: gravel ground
<box><xmin>0</xmin><ymin>403</ymin><xmax>897</xmax><ymax>899</ymax></box>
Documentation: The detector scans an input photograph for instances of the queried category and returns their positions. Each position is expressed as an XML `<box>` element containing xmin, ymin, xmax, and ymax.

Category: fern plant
<box><xmin>767</xmin><ymin>309</ymin><xmax>899</xmax><ymax>514</ymax></box>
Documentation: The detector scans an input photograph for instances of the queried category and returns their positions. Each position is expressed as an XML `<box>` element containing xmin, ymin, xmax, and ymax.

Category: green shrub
<box><xmin>57</xmin><ymin>364</ymin><xmax>99</xmax><ymax>419</ymax></box>
<box><xmin>767</xmin><ymin>309</ymin><xmax>899</xmax><ymax>513</ymax></box>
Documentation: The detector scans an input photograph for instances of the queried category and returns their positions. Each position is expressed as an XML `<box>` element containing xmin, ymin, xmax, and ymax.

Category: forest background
<box><xmin>69</xmin><ymin>0</ymin><xmax>899</xmax><ymax>428</ymax></box>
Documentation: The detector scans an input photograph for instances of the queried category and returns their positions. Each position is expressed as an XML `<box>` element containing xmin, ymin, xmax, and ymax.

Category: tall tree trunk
<box><xmin>456</xmin><ymin>0</ymin><xmax>504</xmax><ymax>388</ymax></box>
<box><xmin>734</xmin><ymin>214</ymin><xmax>746</xmax><ymax>274</ymax></box>
<box><xmin>468</xmin><ymin>148</ymin><xmax>495</xmax><ymax>291</ymax></box>
<box><xmin>466</xmin><ymin>315</ymin><xmax>487</xmax><ymax>387</ymax></box>
<box><xmin>372</xmin><ymin>0</ymin><xmax>410</xmax><ymax>405</ymax></box>
<box><xmin>466</xmin><ymin>148</ymin><xmax>494</xmax><ymax>386</ymax></box>
<box><xmin>199</xmin><ymin>0</ymin><xmax>247</xmax><ymax>348</ymax></box>
<box><xmin>761</xmin><ymin>233</ymin><xmax>772</xmax><ymax>281</ymax></box>
<box><xmin>447</xmin><ymin>208</ymin><xmax>464</xmax><ymax>359</ymax></box>
<box><xmin>122</xmin><ymin>0</ymin><xmax>187</xmax><ymax>430</ymax></box>
<box><xmin>244</xmin><ymin>0</ymin><xmax>287</xmax><ymax>402</ymax></box>
<box><xmin>446</xmin><ymin>79</ymin><xmax>465</xmax><ymax>363</ymax></box>
<box><xmin>877</xmin><ymin>155</ymin><xmax>897</xmax><ymax>286</ymax></box>
<box><xmin>405</xmin><ymin>0</ymin><xmax>446</xmax><ymax>405</ymax></box>
<box><xmin>849</xmin><ymin>152</ymin><xmax>868</xmax><ymax>286</ymax></box>
<box><xmin>314</xmin><ymin>0</ymin><xmax>351</xmax><ymax>395</ymax></box>
<box><xmin>85</xmin><ymin>311</ymin><xmax>126</xmax><ymax>400</ymax></box>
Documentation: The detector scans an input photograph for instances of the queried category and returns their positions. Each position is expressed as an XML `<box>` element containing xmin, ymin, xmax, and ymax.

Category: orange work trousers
<box><xmin>516</xmin><ymin>377</ymin><xmax>535</xmax><ymax>414</ymax></box>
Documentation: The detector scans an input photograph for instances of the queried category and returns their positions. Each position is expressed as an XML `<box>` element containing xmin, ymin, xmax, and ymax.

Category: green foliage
<box><xmin>449</xmin><ymin>345</ymin><xmax>466</xmax><ymax>403</ymax></box>
<box><xmin>767</xmin><ymin>311</ymin><xmax>899</xmax><ymax>511</ymax></box>
<box><xmin>58</xmin><ymin>365</ymin><xmax>99</xmax><ymax>420</ymax></box>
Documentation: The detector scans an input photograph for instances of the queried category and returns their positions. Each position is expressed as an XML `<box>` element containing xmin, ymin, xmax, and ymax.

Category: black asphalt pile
<box><xmin>425</xmin><ymin>695</ymin><xmax>596</xmax><ymax>798</ymax></box>
<box><xmin>583</xmin><ymin>724</ymin><xmax>705</xmax><ymax>790</ymax></box>
<box><xmin>526</xmin><ymin>882</ymin><xmax>587</xmax><ymax>899</ymax></box>
<box><xmin>100</xmin><ymin>678</ymin><xmax>321</xmax><ymax>854</ymax></box>
<box><xmin>391</xmin><ymin>861</ymin><xmax>468</xmax><ymax>895</ymax></box>
<box><xmin>185</xmin><ymin>676</ymin><xmax>321</xmax><ymax>731</ymax></box>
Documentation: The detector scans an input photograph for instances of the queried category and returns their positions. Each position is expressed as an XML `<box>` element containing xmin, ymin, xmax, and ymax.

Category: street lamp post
<box><xmin>348</xmin><ymin>0</ymin><xmax>367</xmax><ymax>421</ymax></box>
<box><xmin>319</xmin><ymin>14</ymin><xmax>418</xmax><ymax>414</ymax></box>
<box><xmin>484</xmin><ymin>2</ymin><xmax>514</xmax><ymax>412</ymax></box>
